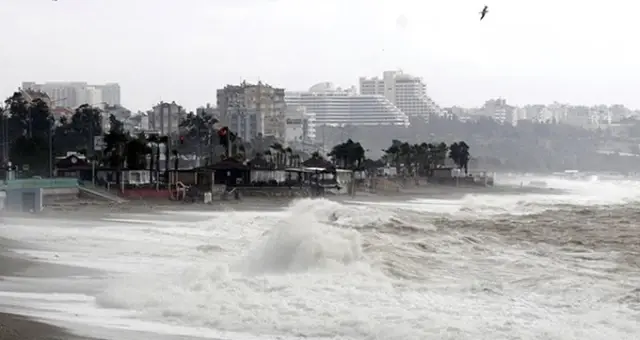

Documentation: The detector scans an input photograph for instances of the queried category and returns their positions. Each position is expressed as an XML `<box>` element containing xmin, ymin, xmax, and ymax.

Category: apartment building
<box><xmin>216</xmin><ymin>81</ymin><xmax>287</xmax><ymax>141</ymax></box>
<box><xmin>148</xmin><ymin>101</ymin><xmax>185</xmax><ymax>136</ymax></box>
<box><xmin>284</xmin><ymin>105</ymin><xmax>317</xmax><ymax>143</ymax></box>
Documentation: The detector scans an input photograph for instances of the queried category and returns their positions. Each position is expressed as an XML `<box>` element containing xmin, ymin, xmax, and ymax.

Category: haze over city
<box><xmin>5</xmin><ymin>3</ymin><xmax>640</xmax><ymax>340</ymax></box>
<box><xmin>2</xmin><ymin>0</ymin><xmax>639</xmax><ymax>111</ymax></box>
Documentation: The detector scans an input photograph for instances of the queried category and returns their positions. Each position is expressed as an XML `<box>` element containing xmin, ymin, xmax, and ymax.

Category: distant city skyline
<box><xmin>17</xmin><ymin>77</ymin><xmax>640</xmax><ymax>115</ymax></box>
<box><xmin>20</xmin><ymin>81</ymin><xmax>121</xmax><ymax>108</ymax></box>
<box><xmin>2</xmin><ymin>0</ymin><xmax>639</xmax><ymax>111</ymax></box>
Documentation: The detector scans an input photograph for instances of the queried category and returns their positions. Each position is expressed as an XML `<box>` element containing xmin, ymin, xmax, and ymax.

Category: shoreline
<box><xmin>0</xmin><ymin>250</ymin><xmax>223</xmax><ymax>340</ymax></box>
<box><xmin>0</xmin><ymin>233</ymin><xmax>103</xmax><ymax>340</ymax></box>
<box><xmin>0</xmin><ymin>249</ymin><xmax>99</xmax><ymax>340</ymax></box>
<box><xmin>0</xmin><ymin>182</ymin><xmax>563</xmax><ymax>340</ymax></box>
<box><xmin>0</xmin><ymin>312</ymin><xmax>98</xmax><ymax>340</ymax></box>
<box><xmin>0</xmin><ymin>183</ymin><xmax>564</xmax><ymax>218</ymax></box>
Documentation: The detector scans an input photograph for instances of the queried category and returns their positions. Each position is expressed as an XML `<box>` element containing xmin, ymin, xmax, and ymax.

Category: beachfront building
<box><xmin>359</xmin><ymin>70</ymin><xmax>443</xmax><ymax>121</ymax></box>
<box><xmin>284</xmin><ymin>82</ymin><xmax>409</xmax><ymax>127</ymax></box>
<box><xmin>284</xmin><ymin>105</ymin><xmax>316</xmax><ymax>143</ymax></box>
<box><xmin>217</xmin><ymin>81</ymin><xmax>287</xmax><ymax>141</ymax></box>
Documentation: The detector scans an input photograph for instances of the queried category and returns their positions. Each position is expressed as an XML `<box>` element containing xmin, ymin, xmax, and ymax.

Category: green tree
<box><xmin>72</xmin><ymin>104</ymin><xmax>103</xmax><ymax>155</ymax></box>
<box><xmin>125</xmin><ymin>133</ymin><xmax>148</xmax><ymax>170</ymax></box>
<box><xmin>4</xmin><ymin>92</ymin><xmax>30</xmax><ymax>141</ymax></box>
<box><xmin>329</xmin><ymin>139</ymin><xmax>366</xmax><ymax>169</ymax></box>
<box><xmin>384</xmin><ymin>139</ymin><xmax>403</xmax><ymax>173</ymax></box>
<box><xmin>458</xmin><ymin>141</ymin><xmax>470</xmax><ymax>174</ymax></box>
<box><xmin>270</xmin><ymin>142</ymin><xmax>284</xmax><ymax>167</ymax></box>
<box><xmin>104</xmin><ymin>114</ymin><xmax>128</xmax><ymax>184</ymax></box>
<box><xmin>434</xmin><ymin>142</ymin><xmax>448</xmax><ymax>167</ymax></box>
<box><xmin>449</xmin><ymin>142</ymin><xmax>461</xmax><ymax>167</ymax></box>
<box><xmin>147</xmin><ymin>133</ymin><xmax>159</xmax><ymax>183</ymax></box>
<box><xmin>178</xmin><ymin>111</ymin><xmax>219</xmax><ymax>155</ymax></box>
<box><xmin>3</xmin><ymin>93</ymin><xmax>53</xmax><ymax>174</ymax></box>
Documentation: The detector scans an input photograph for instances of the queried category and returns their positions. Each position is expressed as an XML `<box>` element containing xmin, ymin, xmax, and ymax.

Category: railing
<box><xmin>0</xmin><ymin>178</ymin><xmax>79</xmax><ymax>190</ymax></box>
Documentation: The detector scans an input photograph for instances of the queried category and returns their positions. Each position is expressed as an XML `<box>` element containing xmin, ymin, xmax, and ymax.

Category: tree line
<box><xmin>1</xmin><ymin>91</ymin><xmax>473</xmax><ymax>178</ymax></box>
<box><xmin>0</xmin><ymin>92</ymin><xmax>314</xmax><ymax>176</ymax></box>
<box><xmin>317</xmin><ymin>111</ymin><xmax>640</xmax><ymax>172</ymax></box>
<box><xmin>327</xmin><ymin>138</ymin><xmax>471</xmax><ymax>175</ymax></box>
<box><xmin>0</xmin><ymin>92</ymin><xmax>184</xmax><ymax>176</ymax></box>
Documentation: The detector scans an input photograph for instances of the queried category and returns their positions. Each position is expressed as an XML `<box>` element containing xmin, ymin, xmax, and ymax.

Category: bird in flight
<box><xmin>479</xmin><ymin>5</ymin><xmax>488</xmax><ymax>20</ymax></box>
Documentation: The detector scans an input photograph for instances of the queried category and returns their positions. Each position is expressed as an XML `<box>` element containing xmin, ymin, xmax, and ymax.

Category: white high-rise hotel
<box><xmin>359</xmin><ymin>70</ymin><xmax>442</xmax><ymax>120</ymax></box>
<box><xmin>284</xmin><ymin>82</ymin><xmax>409</xmax><ymax>127</ymax></box>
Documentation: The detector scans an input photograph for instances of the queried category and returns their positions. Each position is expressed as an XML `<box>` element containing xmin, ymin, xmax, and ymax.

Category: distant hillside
<box><xmin>318</xmin><ymin>115</ymin><xmax>640</xmax><ymax>173</ymax></box>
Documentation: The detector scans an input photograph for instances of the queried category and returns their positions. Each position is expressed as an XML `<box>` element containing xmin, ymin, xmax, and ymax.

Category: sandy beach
<box><xmin>0</xmin><ymin>243</ymin><xmax>98</xmax><ymax>340</ymax></box>
<box><xmin>0</xmin><ymin>311</ymin><xmax>97</xmax><ymax>340</ymax></box>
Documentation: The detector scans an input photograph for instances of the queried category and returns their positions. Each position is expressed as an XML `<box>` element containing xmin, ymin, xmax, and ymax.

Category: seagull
<box><xmin>479</xmin><ymin>5</ymin><xmax>488</xmax><ymax>20</ymax></box>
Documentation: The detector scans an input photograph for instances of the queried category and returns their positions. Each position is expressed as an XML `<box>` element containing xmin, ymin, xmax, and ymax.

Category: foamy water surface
<box><xmin>1</xmin><ymin>174</ymin><xmax>640</xmax><ymax>340</ymax></box>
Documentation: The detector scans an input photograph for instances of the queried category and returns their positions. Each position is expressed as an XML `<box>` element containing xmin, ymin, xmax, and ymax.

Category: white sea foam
<box><xmin>1</xmin><ymin>175</ymin><xmax>640</xmax><ymax>339</ymax></box>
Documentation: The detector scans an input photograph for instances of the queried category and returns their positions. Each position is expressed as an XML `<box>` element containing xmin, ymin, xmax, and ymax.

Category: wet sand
<box><xmin>0</xmin><ymin>311</ymin><xmax>99</xmax><ymax>340</ymax></box>
<box><xmin>0</xmin><ymin>247</ymin><xmax>98</xmax><ymax>340</ymax></box>
<box><xmin>0</xmin><ymin>223</ymin><xmax>221</xmax><ymax>340</ymax></box>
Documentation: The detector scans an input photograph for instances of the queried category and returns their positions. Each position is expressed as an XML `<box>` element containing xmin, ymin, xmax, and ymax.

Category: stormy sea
<box><xmin>1</xmin><ymin>174</ymin><xmax>639</xmax><ymax>340</ymax></box>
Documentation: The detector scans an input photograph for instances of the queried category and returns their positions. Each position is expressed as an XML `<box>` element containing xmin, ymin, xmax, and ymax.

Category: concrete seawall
<box><xmin>1</xmin><ymin>179</ymin><xmax>80</xmax><ymax>211</ymax></box>
<box><xmin>43</xmin><ymin>187</ymin><xmax>79</xmax><ymax>196</ymax></box>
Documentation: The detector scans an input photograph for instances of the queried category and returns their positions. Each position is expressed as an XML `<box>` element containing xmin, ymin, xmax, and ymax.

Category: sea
<box><xmin>1</xmin><ymin>174</ymin><xmax>639</xmax><ymax>340</ymax></box>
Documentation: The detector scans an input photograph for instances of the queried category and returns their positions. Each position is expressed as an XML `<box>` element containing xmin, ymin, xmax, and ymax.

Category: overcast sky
<box><xmin>1</xmin><ymin>0</ymin><xmax>638</xmax><ymax>111</ymax></box>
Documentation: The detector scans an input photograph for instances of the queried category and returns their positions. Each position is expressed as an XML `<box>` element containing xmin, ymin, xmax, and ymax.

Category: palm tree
<box><xmin>270</xmin><ymin>142</ymin><xmax>284</xmax><ymax>168</ymax></box>
<box><xmin>449</xmin><ymin>142</ymin><xmax>461</xmax><ymax>168</ymax></box>
<box><xmin>329</xmin><ymin>142</ymin><xmax>348</xmax><ymax>168</ymax></box>
<box><xmin>159</xmin><ymin>136</ymin><xmax>169</xmax><ymax>177</ymax></box>
<box><xmin>264</xmin><ymin>149</ymin><xmax>273</xmax><ymax>166</ymax></box>
<box><xmin>291</xmin><ymin>154</ymin><xmax>301</xmax><ymax>167</ymax></box>
<box><xmin>234</xmin><ymin>144</ymin><xmax>247</xmax><ymax>161</ymax></box>
<box><xmin>458</xmin><ymin>141</ymin><xmax>470</xmax><ymax>174</ymax></box>
<box><xmin>147</xmin><ymin>134</ymin><xmax>159</xmax><ymax>184</ymax></box>
<box><xmin>178</xmin><ymin>112</ymin><xmax>219</xmax><ymax>156</ymax></box>
<box><xmin>435</xmin><ymin>142</ymin><xmax>448</xmax><ymax>168</ymax></box>
<box><xmin>384</xmin><ymin>139</ymin><xmax>402</xmax><ymax>173</ymax></box>
<box><xmin>399</xmin><ymin>142</ymin><xmax>413</xmax><ymax>176</ymax></box>
<box><xmin>284</xmin><ymin>146</ymin><xmax>293</xmax><ymax>167</ymax></box>
<box><xmin>415</xmin><ymin>143</ymin><xmax>429</xmax><ymax>176</ymax></box>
